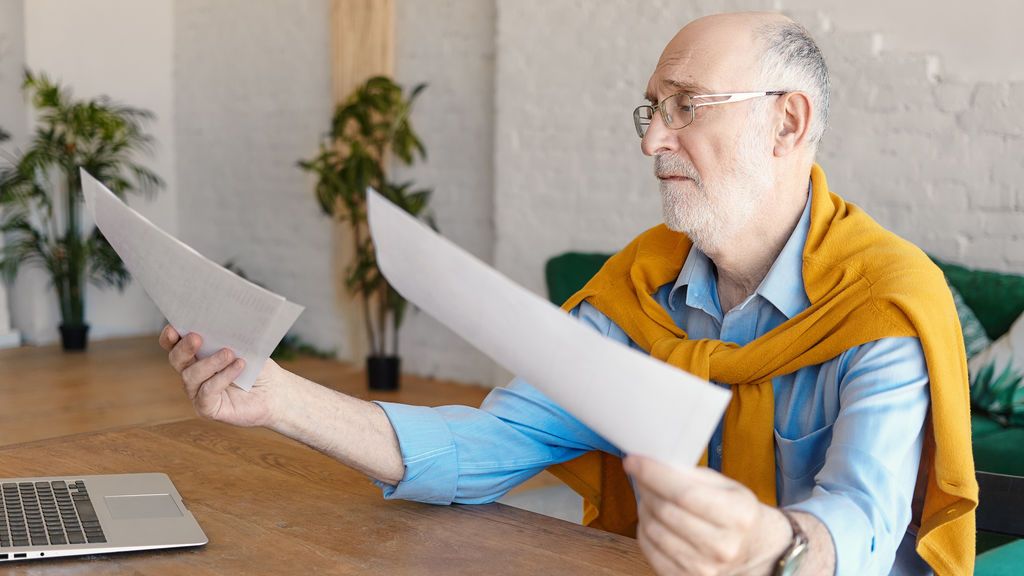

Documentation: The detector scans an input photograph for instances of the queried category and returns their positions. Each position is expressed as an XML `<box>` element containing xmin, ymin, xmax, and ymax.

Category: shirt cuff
<box><xmin>372</xmin><ymin>401</ymin><xmax>459</xmax><ymax>505</ymax></box>
<box><xmin>786</xmin><ymin>490</ymin><xmax>875</xmax><ymax>576</ymax></box>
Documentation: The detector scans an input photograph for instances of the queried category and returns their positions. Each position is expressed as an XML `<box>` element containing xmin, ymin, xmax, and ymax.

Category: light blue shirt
<box><xmin>376</xmin><ymin>195</ymin><xmax>931</xmax><ymax>575</ymax></box>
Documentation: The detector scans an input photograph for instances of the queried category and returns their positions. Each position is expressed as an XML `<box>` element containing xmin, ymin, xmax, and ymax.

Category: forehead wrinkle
<box><xmin>646</xmin><ymin>49</ymin><xmax>717</xmax><ymax>103</ymax></box>
<box><xmin>644</xmin><ymin>77</ymin><xmax>711</xmax><ymax>104</ymax></box>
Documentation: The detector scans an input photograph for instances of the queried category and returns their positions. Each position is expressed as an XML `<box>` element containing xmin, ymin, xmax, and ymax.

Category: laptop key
<box><xmin>75</xmin><ymin>499</ymin><xmax>98</xmax><ymax>523</ymax></box>
<box><xmin>50</xmin><ymin>535</ymin><xmax>66</xmax><ymax>545</ymax></box>
<box><xmin>66</xmin><ymin>531</ymin><xmax>85</xmax><ymax>544</ymax></box>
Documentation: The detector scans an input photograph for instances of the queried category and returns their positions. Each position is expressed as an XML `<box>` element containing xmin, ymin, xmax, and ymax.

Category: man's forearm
<box><xmin>265</xmin><ymin>369</ymin><xmax>406</xmax><ymax>485</ymax></box>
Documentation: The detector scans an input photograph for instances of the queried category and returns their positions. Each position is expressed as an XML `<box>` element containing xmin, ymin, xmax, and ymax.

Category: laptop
<box><xmin>0</xmin><ymin>473</ymin><xmax>207</xmax><ymax>562</ymax></box>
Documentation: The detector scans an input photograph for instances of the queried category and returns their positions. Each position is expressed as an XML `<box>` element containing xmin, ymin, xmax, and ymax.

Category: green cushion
<box><xmin>544</xmin><ymin>252</ymin><xmax>611</xmax><ymax>306</ymax></box>
<box><xmin>976</xmin><ymin>538</ymin><xmax>1024</xmax><ymax>574</ymax></box>
<box><xmin>931</xmin><ymin>257</ymin><xmax>1024</xmax><ymax>341</ymax></box>
<box><xmin>948</xmin><ymin>282</ymin><xmax>993</xmax><ymax>359</ymax></box>
<box><xmin>973</xmin><ymin>427</ymin><xmax>1024</xmax><ymax>476</ymax></box>
<box><xmin>973</xmin><ymin>414</ymin><xmax>1007</xmax><ymax>439</ymax></box>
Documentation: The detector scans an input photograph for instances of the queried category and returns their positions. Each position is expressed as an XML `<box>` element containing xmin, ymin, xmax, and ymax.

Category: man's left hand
<box><xmin>623</xmin><ymin>455</ymin><xmax>792</xmax><ymax>576</ymax></box>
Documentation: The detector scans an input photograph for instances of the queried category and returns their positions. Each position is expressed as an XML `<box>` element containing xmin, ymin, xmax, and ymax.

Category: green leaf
<box><xmin>1</xmin><ymin>68</ymin><xmax>163</xmax><ymax>309</ymax></box>
<box><xmin>297</xmin><ymin>74</ymin><xmax>432</xmax><ymax>355</ymax></box>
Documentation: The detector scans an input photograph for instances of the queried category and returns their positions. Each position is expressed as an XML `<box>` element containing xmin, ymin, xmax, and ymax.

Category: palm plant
<box><xmin>298</xmin><ymin>76</ymin><xmax>434</xmax><ymax>373</ymax></box>
<box><xmin>971</xmin><ymin>359</ymin><xmax>1024</xmax><ymax>426</ymax></box>
<box><xmin>0</xmin><ymin>71</ymin><xmax>163</xmax><ymax>349</ymax></box>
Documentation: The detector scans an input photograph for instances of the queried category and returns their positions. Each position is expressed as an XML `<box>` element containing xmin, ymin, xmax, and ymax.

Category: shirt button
<box><xmin>715</xmin><ymin>445</ymin><xmax>723</xmax><ymax>456</ymax></box>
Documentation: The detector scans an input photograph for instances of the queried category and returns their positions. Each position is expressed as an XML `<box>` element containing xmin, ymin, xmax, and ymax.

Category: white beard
<box><xmin>657</xmin><ymin>110</ymin><xmax>774</xmax><ymax>254</ymax></box>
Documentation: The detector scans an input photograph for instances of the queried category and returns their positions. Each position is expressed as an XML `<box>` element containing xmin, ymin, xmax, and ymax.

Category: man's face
<box><xmin>641</xmin><ymin>18</ymin><xmax>777</xmax><ymax>254</ymax></box>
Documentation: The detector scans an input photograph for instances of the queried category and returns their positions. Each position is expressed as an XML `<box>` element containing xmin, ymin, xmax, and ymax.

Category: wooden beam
<box><xmin>329</xmin><ymin>0</ymin><xmax>395</xmax><ymax>362</ymax></box>
<box><xmin>331</xmin><ymin>0</ymin><xmax>394</xmax><ymax>104</ymax></box>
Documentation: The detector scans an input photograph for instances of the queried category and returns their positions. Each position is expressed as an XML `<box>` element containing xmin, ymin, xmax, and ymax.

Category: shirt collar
<box><xmin>668</xmin><ymin>185</ymin><xmax>812</xmax><ymax>320</ymax></box>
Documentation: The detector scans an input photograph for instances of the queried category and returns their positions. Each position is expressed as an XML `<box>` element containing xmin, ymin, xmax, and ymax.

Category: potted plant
<box><xmin>0</xmin><ymin>71</ymin><xmax>163</xmax><ymax>350</ymax></box>
<box><xmin>298</xmin><ymin>75</ymin><xmax>434</xmax><ymax>390</ymax></box>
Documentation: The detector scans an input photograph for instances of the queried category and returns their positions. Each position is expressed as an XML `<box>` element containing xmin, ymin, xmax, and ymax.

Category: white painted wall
<box><xmin>14</xmin><ymin>0</ymin><xmax>175</xmax><ymax>344</ymax></box>
<box><xmin>173</xmin><ymin>0</ymin><xmax>345</xmax><ymax>359</ymax></box>
<box><xmin>0</xmin><ymin>0</ymin><xmax>24</xmax><ymax>348</ymax></box>
<box><xmin>3</xmin><ymin>0</ymin><xmax>1021</xmax><ymax>386</ymax></box>
<box><xmin>493</xmin><ymin>0</ymin><xmax>1024</xmax><ymax>305</ymax></box>
<box><xmin>392</xmin><ymin>0</ymin><xmax>498</xmax><ymax>384</ymax></box>
<box><xmin>785</xmin><ymin>0</ymin><xmax>1024</xmax><ymax>83</ymax></box>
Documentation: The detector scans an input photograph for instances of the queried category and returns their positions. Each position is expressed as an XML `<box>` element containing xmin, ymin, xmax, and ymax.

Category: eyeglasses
<box><xmin>633</xmin><ymin>91</ymin><xmax>787</xmax><ymax>138</ymax></box>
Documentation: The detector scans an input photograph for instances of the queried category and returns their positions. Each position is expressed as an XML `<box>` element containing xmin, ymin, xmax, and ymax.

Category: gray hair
<box><xmin>756</xmin><ymin>21</ymin><xmax>831</xmax><ymax>147</ymax></box>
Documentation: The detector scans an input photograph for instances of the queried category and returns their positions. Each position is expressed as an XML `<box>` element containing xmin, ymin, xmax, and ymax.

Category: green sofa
<box><xmin>544</xmin><ymin>252</ymin><xmax>1024</xmax><ymax>570</ymax></box>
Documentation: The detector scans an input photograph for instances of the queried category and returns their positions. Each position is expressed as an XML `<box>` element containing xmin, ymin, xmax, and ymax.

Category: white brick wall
<box><xmin>494</xmin><ymin>0</ymin><xmax>1024</xmax><ymax>309</ymax></box>
<box><xmin>0</xmin><ymin>0</ymin><xmax>24</xmax><ymax>347</ymax></box>
<box><xmin>3</xmin><ymin>1</ymin><xmax>1021</xmax><ymax>386</ymax></box>
<box><xmin>173</xmin><ymin>0</ymin><xmax>346</xmax><ymax>359</ymax></box>
<box><xmin>392</xmin><ymin>0</ymin><xmax>498</xmax><ymax>384</ymax></box>
<box><xmin>12</xmin><ymin>0</ymin><xmax>177</xmax><ymax>344</ymax></box>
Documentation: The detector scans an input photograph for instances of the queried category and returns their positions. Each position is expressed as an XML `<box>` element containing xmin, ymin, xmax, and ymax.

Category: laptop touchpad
<box><xmin>105</xmin><ymin>494</ymin><xmax>183</xmax><ymax>519</ymax></box>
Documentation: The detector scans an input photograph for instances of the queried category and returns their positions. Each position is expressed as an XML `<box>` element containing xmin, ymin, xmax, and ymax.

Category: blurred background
<box><xmin>0</xmin><ymin>0</ymin><xmax>1021</xmax><ymax>388</ymax></box>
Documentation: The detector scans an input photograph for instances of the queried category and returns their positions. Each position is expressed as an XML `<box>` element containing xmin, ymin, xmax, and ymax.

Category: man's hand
<box><xmin>158</xmin><ymin>325</ymin><xmax>406</xmax><ymax>484</ymax></box>
<box><xmin>623</xmin><ymin>455</ymin><xmax>794</xmax><ymax>576</ymax></box>
<box><xmin>159</xmin><ymin>325</ymin><xmax>280</xmax><ymax>428</ymax></box>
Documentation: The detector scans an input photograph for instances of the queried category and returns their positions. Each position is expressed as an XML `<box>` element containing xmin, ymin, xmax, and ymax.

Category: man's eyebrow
<box><xmin>643</xmin><ymin>79</ymin><xmax>712</xmax><ymax>104</ymax></box>
<box><xmin>665</xmin><ymin>79</ymin><xmax>711</xmax><ymax>94</ymax></box>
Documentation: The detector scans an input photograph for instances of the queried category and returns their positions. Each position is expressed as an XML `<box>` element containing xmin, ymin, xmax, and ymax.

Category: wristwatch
<box><xmin>773</xmin><ymin>510</ymin><xmax>809</xmax><ymax>576</ymax></box>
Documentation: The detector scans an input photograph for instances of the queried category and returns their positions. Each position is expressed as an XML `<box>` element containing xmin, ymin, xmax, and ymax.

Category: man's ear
<box><xmin>773</xmin><ymin>91</ymin><xmax>812</xmax><ymax>157</ymax></box>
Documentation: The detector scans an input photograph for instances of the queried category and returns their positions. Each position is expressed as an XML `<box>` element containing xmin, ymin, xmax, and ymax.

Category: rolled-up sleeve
<box><xmin>786</xmin><ymin>337</ymin><xmax>930</xmax><ymax>576</ymax></box>
<box><xmin>374</xmin><ymin>302</ymin><xmax>623</xmax><ymax>505</ymax></box>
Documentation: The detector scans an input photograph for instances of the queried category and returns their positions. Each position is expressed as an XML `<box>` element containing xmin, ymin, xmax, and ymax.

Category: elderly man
<box><xmin>160</xmin><ymin>11</ymin><xmax>976</xmax><ymax>576</ymax></box>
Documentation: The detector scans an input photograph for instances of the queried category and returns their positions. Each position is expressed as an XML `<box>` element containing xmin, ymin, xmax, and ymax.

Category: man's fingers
<box><xmin>181</xmin><ymin>348</ymin><xmax>236</xmax><ymax>399</ymax></box>
<box><xmin>158</xmin><ymin>325</ymin><xmax>180</xmax><ymax>351</ymax></box>
<box><xmin>625</xmin><ymin>456</ymin><xmax>748</xmax><ymax>529</ymax></box>
<box><xmin>639</xmin><ymin>493</ymin><xmax>723</xmax><ymax>554</ymax></box>
<box><xmin>638</xmin><ymin>501</ymin><xmax>700</xmax><ymax>574</ymax></box>
<box><xmin>168</xmin><ymin>333</ymin><xmax>202</xmax><ymax>372</ymax></box>
<box><xmin>194</xmin><ymin>359</ymin><xmax>245</xmax><ymax>416</ymax></box>
<box><xmin>634</xmin><ymin>532</ymin><xmax>684</xmax><ymax>573</ymax></box>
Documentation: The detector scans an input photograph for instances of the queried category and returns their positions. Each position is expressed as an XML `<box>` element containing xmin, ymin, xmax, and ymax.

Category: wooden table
<box><xmin>0</xmin><ymin>338</ymin><xmax>652</xmax><ymax>574</ymax></box>
<box><xmin>0</xmin><ymin>419</ymin><xmax>650</xmax><ymax>575</ymax></box>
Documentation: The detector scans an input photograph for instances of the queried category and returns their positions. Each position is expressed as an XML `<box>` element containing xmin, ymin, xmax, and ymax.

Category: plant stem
<box><xmin>377</xmin><ymin>280</ymin><xmax>387</xmax><ymax>355</ymax></box>
<box><xmin>65</xmin><ymin>170</ymin><xmax>85</xmax><ymax>326</ymax></box>
<box><xmin>352</xmin><ymin>210</ymin><xmax>378</xmax><ymax>356</ymax></box>
<box><xmin>390</xmin><ymin>294</ymin><xmax>399</xmax><ymax>357</ymax></box>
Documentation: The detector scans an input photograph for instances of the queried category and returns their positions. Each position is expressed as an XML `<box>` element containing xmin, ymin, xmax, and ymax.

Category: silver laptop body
<box><xmin>0</xmin><ymin>473</ymin><xmax>207</xmax><ymax>563</ymax></box>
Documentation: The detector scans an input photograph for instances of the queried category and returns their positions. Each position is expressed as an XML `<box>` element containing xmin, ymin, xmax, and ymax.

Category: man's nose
<box><xmin>640</xmin><ymin>112</ymin><xmax>678</xmax><ymax>156</ymax></box>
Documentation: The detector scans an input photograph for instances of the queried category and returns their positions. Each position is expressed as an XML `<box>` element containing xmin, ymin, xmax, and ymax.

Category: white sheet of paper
<box><xmin>81</xmin><ymin>170</ymin><xmax>303</xmax><ymax>391</ymax></box>
<box><xmin>367</xmin><ymin>189</ymin><xmax>730</xmax><ymax>467</ymax></box>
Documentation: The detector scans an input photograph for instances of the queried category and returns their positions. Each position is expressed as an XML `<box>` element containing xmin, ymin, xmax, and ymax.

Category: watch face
<box><xmin>779</xmin><ymin>542</ymin><xmax>808</xmax><ymax>576</ymax></box>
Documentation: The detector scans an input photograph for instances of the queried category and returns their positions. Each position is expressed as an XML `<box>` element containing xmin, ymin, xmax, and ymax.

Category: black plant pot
<box><xmin>367</xmin><ymin>355</ymin><xmax>401</xmax><ymax>391</ymax></box>
<box><xmin>59</xmin><ymin>324</ymin><xmax>90</xmax><ymax>352</ymax></box>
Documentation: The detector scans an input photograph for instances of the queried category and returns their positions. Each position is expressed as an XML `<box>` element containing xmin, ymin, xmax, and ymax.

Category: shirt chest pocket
<box><xmin>773</xmin><ymin>423</ymin><xmax>834</xmax><ymax>481</ymax></box>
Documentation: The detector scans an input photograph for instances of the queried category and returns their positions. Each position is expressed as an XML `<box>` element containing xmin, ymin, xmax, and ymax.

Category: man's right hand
<box><xmin>159</xmin><ymin>325</ymin><xmax>280</xmax><ymax>428</ymax></box>
<box><xmin>158</xmin><ymin>324</ymin><xmax>405</xmax><ymax>484</ymax></box>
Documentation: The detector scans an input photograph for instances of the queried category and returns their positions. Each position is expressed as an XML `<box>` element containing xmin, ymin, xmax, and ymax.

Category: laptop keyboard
<box><xmin>0</xmin><ymin>481</ymin><xmax>106</xmax><ymax>547</ymax></box>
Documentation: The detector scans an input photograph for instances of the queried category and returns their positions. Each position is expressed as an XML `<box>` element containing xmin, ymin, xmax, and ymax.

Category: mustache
<box><xmin>654</xmin><ymin>155</ymin><xmax>701</xmax><ymax>185</ymax></box>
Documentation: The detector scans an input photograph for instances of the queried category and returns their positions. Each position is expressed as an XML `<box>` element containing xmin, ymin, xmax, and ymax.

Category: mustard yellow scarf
<box><xmin>549</xmin><ymin>164</ymin><xmax>977</xmax><ymax>574</ymax></box>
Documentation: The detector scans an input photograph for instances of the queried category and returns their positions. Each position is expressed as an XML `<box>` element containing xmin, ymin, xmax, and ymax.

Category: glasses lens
<box><xmin>633</xmin><ymin>106</ymin><xmax>653</xmax><ymax>138</ymax></box>
<box><xmin>663</xmin><ymin>93</ymin><xmax>693</xmax><ymax>129</ymax></box>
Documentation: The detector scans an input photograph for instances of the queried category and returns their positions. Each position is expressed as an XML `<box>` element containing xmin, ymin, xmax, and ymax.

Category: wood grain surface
<box><xmin>0</xmin><ymin>419</ymin><xmax>650</xmax><ymax>574</ymax></box>
<box><xmin>0</xmin><ymin>336</ymin><xmax>649</xmax><ymax>574</ymax></box>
